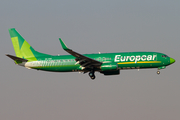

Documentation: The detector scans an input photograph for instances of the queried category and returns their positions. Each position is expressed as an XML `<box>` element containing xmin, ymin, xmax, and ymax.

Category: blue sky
<box><xmin>0</xmin><ymin>0</ymin><xmax>180</xmax><ymax>120</ymax></box>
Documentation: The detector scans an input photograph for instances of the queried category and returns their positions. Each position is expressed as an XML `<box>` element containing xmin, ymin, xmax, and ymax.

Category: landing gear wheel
<box><xmin>91</xmin><ymin>75</ymin><xmax>96</xmax><ymax>80</ymax></box>
<box><xmin>157</xmin><ymin>71</ymin><xmax>160</xmax><ymax>75</ymax></box>
<box><xmin>89</xmin><ymin>72</ymin><xmax>94</xmax><ymax>77</ymax></box>
<box><xmin>89</xmin><ymin>71</ymin><xmax>96</xmax><ymax>80</ymax></box>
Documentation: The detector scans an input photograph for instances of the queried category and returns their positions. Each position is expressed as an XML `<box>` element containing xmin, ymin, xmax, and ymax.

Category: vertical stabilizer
<box><xmin>9</xmin><ymin>28</ymin><xmax>49</xmax><ymax>61</ymax></box>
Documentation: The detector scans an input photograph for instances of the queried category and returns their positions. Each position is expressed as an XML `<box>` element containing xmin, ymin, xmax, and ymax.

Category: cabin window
<box><xmin>162</xmin><ymin>55</ymin><xmax>168</xmax><ymax>58</ymax></box>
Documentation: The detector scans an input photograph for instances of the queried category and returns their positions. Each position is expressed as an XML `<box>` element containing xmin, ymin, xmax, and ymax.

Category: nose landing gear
<box><xmin>157</xmin><ymin>70</ymin><xmax>160</xmax><ymax>75</ymax></box>
<box><xmin>89</xmin><ymin>70</ymin><xmax>96</xmax><ymax>80</ymax></box>
<box><xmin>156</xmin><ymin>66</ymin><xmax>166</xmax><ymax>75</ymax></box>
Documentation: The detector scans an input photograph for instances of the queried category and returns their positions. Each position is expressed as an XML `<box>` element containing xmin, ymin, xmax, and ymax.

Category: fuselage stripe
<box><xmin>118</xmin><ymin>61</ymin><xmax>161</xmax><ymax>64</ymax></box>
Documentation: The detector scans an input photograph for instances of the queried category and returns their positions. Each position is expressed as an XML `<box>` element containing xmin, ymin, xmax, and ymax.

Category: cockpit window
<box><xmin>162</xmin><ymin>55</ymin><xmax>168</xmax><ymax>57</ymax></box>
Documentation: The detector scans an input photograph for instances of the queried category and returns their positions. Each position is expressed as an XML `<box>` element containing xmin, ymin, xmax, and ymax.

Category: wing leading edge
<box><xmin>59</xmin><ymin>38</ymin><xmax>102</xmax><ymax>70</ymax></box>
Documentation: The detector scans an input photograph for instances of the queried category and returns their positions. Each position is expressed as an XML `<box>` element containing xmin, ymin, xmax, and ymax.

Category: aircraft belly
<box><xmin>33</xmin><ymin>64</ymin><xmax>79</xmax><ymax>72</ymax></box>
<box><xmin>118</xmin><ymin>62</ymin><xmax>163</xmax><ymax>69</ymax></box>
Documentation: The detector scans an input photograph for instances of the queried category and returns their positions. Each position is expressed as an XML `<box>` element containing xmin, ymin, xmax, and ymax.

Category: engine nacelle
<box><xmin>100</xmin><ymin>63</ymin><xmax>120</xmax><ymax>75</ymax></box>
<box><xmin>100</xmin><ymin>63</ymin><xmax>118</xmax><ymax>71</ymax></box>
<box><xmin>101</xmin><ymin>70</ymin><xmax>120</xmax><ymax>75</ymax></box>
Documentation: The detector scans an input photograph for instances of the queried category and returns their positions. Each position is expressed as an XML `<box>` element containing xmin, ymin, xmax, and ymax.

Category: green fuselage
<box><xmin>24</xmin><ymin>52</ymin><xmax>171</xmax><ymax>72</ymax></box>
<box><xmin>7</xmin><ymin>28</ymin><xmax>175</xmax><ymax>79</ymax></box>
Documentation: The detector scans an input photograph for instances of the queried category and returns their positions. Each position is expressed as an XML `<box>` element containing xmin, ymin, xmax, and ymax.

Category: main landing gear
<box><xmin>89</xmin><ymin>70</ymin><xmax>95</xmax><ymax>80</ymax></box>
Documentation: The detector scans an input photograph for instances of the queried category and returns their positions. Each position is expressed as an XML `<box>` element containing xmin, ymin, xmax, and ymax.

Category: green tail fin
<box><xmin>9</xmin><ymin>28</ymin><xmax>49</xmax><ymax>61</ymax></box>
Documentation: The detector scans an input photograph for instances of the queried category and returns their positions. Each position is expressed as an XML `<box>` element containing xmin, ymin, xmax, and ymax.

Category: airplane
<box><xmin>6</xmin><ymin>28</ymin><xmax>175</xmax><ymax>80</ymax></box>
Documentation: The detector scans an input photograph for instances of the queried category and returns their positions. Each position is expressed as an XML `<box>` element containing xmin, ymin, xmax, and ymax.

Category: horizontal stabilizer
<box><xmin>6</xmin><ymin>54</ymin><xmax>28</xmax><ymax>62</ymax></box>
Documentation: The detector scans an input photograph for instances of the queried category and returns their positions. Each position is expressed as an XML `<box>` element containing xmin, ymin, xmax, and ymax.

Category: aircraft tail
<box><xmin>8</xmin><ymin>28</ymin><xmax>49</xmax><ymax>61</ymax></box>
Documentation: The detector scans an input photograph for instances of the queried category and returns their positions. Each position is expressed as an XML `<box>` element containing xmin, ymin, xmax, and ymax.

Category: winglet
<box><xmin>59</xmin><ymin>38</ymin><xmax>70</xmax><ymax>50</ymax></box>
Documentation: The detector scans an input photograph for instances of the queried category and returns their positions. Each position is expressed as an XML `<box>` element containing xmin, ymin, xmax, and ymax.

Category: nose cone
<box><xmin>170</xmin><ymin>58</ymin><xmax>175</xmax><ymax>64</ymax></box>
